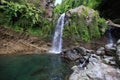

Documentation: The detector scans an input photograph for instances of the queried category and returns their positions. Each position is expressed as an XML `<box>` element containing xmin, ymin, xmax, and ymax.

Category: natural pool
<box><xmin>0</xmin><ymin>54</ymin><xmax>71</xmax><ymax>80</ymax></box>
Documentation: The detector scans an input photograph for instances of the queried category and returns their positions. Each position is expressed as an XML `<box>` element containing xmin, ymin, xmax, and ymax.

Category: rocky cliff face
<box><xmin>27</xmin><ymin>0</ymin><xmax>54</xmax><ymax>18</ymax></box>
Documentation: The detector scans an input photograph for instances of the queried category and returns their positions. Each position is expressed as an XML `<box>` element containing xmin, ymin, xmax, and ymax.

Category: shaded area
<box><xmin>98</xmin><ymin>0</ymin><xmax>120</xmax><ymax>19</ymax></box>
<box><xmin>0</xmin><ymin>54</ymin><xmax>71</xmax><ymax>80</ymax></box>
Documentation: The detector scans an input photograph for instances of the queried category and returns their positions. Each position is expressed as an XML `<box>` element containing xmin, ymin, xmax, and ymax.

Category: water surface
<box><xmin>0</xmin><ymin>54</ymin><xmax>71</xmax><ymax>80</ymax></box>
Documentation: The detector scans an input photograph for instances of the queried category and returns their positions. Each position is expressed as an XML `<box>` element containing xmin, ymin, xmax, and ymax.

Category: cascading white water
<box><xmin>105</xmin><ymin>26</ymin><xmax>114</xmax><ymax>49</ymax></box>
<box><xmin>107</xmin><ymin>27</ymin><xmax>114</xmax><ymax>43</ymax></box>
<box><xmin>50</xmin><ymin>13</ymin><xmax>65</xmax><ymax>54</ymax></box>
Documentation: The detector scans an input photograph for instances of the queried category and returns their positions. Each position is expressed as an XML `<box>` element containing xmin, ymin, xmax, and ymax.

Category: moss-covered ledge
<box><xmin>64</xmin><ymin>5</ymin><xmax>107</xmax><ymax>42</ymax></box>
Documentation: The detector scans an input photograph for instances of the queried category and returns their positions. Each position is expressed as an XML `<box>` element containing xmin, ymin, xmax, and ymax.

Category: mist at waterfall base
<box><xmin>49</xmin><ymin>13</ymin><xmax>65</xmax><ymax>54</ymax></box>
<box><xmin>0</xmin><ymin>54</ymin><xmax>71</xmax><ymax>80</ymax></box>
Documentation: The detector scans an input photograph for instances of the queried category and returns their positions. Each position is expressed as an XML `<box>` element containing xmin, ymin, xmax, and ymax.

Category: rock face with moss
<box><xmin>64</xmin><ymin>5</ymin><xmax>106</xmax><ymax>42</ymax></box>
<box><xmin>27</xmin><ymin>0</ymin><xmax>54</xmax><ymax>18</ymax></box>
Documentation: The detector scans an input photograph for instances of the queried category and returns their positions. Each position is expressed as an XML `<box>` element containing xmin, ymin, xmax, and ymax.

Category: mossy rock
<box><xmin>64</xmin><ymin>5</ymin><xmax>107</xmax><ymax>42</ymax></box>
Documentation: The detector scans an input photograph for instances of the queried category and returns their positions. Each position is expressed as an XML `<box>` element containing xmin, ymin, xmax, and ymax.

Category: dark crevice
<box><xmin>98</xmin><ymin>0</ymin><xmax>120</xmax><ymax>20</ymax></box>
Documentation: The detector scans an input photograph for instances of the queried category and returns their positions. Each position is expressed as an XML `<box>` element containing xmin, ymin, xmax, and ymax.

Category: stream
<box><xmin>0</xmin><ymin>54</ymin><xmax>71</xmax><ymax>80</ymax></box>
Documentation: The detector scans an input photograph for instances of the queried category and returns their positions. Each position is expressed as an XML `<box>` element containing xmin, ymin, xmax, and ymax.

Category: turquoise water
<box><xmin>0</xmin><ymin>54</ymin><xmax>71</xmax><ymax>80</ymax></box>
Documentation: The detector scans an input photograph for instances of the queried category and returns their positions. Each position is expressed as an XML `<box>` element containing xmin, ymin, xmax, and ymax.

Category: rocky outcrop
<box><xmin>70</xmin><ymin>61</ymin><xmax>120</xmax><ymax>80</ymax></box>
<box><xmin>64</xmin><ymin>5</ymin><xmax>107</xmax><ymax>42</ymax></box>
<box><xmin>27</xmin><ymin>0</ymin><xmax>54</xmax><ymax>18</ymax></box>
<box><xmin>44</xmin><ymin>0</ymin><xmax>54</xmax><ymax>18</ymax></box>
<box><xmin>70</xmin><ymin>51</ymin><xmax>120</xmax><ymax>80</ymax></box>
<box><xmin>96</xmin><ymin>40</ymin><xmax>120</xmax><ymax>67</ymax></box>
<box><xmin>61</xmin><ymin>39</ymin><xmax>120</xmax><ymax>80</ymax></box>
<box><xmin>61</xmin><ymin>47</ymin><xmax>94</xmax><ymax>61</ymax></box>
<box><xmin>66</xmin><ymin>5</ymin><xmax>96</xmax><ymax>24</ymax></box>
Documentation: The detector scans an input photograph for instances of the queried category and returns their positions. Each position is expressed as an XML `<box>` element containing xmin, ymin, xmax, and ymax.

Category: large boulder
<box><xmin>61</xmin><ymin>47</ymin><xmax>93</xmax><ymax>61</ymax></box>
<box><xmin>61</xmin><ymin>47</ymin><xmax>86</xmax><ymax>61</ymax></box>
<box><xmin>66</xmin><ymin>5</ymin><xmax>95</xmax><ymax>24</ymax></box>
<box><xmin>64</xmin><ymin>5</ymin><xmax>107</xmax><ymax>42</ymax></box>
<box><xmin>69</xmin><ymin>54</ymin><xmax>120</xmax><ymax>80</ymax></box>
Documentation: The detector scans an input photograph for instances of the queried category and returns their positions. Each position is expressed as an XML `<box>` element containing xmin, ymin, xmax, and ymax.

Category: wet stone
<box><xmin>69</xmin><ymin>54</ymin><xmax>120</xmax><ymax>80</ymax></box>
<box><xmin>96</xmin><ymin>47</ymin><xmax>105</xmax><ymax>56</ymax></box>
<box><xmin>102</xmin><ymin>56</ymin><xmax>116</xmax><ymax>65</ymax></box>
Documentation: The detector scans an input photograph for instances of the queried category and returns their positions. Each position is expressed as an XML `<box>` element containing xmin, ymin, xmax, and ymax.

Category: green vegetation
<box><xmin>63</xmin><ymin>8</ymin><xmax>107</xmax><ymax>42</ymax></box>
<box><xmin>0</xmin><ymin>0</ymin><xmax>54</xmax><ymax>38</ymax></box>
<box><xmin>54</xmin><ymin>0</ymin><xmax>102</xmax><ymax>14</ymax></box>
<box><xmin>0</xmin><ymin>0</ymin><xmax>107</xmax><ymax>42</ymax></box>
<box><xmin>54</xmin><ymin>0</ymin><xmax>107</xmax><ymax>42</ymax></box>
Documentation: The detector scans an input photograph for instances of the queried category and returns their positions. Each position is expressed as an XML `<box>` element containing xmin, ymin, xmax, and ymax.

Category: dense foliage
<box><xmin>0</xmin><ymin>0</ymin><xmax>107</xmax><ymax>42</ymax></box>
<box><xmin>63</xmin><ymin>7</ymin><xmax>107</xmax><ymax>42</ymax></box>
<box><xmin>53</xmin><ymin>0</ymin><xmax>107</xmax><ymax>42</ymax></box>
<box><xmin>54</xmin><ymin>0</ymin><xmax>102</xmax><ymax>14</ymax></box>
<box><xmin>0</xmin><ymin>0</ymin><xmax>54</xmax><ymax>38</ymax></box>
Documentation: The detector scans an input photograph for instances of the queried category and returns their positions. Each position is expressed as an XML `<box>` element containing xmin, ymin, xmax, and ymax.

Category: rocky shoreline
<box><xmin>61</xmin><ymin>40</ymin><xmax>120</xmax><ymax>80</ymax></box>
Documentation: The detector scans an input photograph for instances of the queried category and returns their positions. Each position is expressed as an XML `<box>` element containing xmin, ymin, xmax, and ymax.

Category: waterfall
<box><xmin>105</xmin><ymin>26</ymin><xmax>114</xmax><ymax>49</ymax></box>
<box><xmin>50</xmin><ymin>13</ymin><xmax>65</xmax><ymax>54</ymax></box>
<box><xmin>108</xmin><ymin>28</ymin><xmax>113</xmax><ymax>43</ymax></box>
<box><xmin>107</xmin><ymin>26</ymin><xmax>114</xmax><ymax>43</ymax></box>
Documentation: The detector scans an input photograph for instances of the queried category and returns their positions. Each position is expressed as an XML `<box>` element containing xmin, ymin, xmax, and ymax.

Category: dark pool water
<box><xmin>0</xmin><ymin>54</ymin><xmax>71</xmax><ymax>80</ymax></box>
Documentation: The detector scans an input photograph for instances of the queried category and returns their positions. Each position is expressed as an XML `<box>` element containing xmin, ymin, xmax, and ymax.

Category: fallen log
<box><xmin>106</xmin><ymin>19</ymin><xmax>120</xmax><ymax>28</ymax></box>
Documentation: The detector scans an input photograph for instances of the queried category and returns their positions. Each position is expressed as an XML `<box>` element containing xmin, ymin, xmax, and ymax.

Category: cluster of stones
<box><xmin>61</xmin><ymin>40</ymin><xmax>120</xmax><ymax>80</ymax></box>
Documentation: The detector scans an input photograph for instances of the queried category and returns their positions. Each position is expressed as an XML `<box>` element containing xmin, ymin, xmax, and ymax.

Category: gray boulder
<box><xmin>69</xmin><ymin>54</ymin><xmax>120</xmax><ymax>80</ymax></box>
<box><xmin>96</xmin><ymin>47</ymin><xmax>105</xmax><ymax>56</ymax></box>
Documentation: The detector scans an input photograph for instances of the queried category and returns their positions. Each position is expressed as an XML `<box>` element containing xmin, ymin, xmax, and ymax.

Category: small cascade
<box><xmin>50</xmin><ymin>13</ymin><xmax>66</xmax><ymax>54</ymax></box>
<box><xmin>105</xmin><ymin>26</ymin><xmax>115</xmax><ymax>49</ymax></box>
<box><xmin>107</xmin><ymin>26</ymin><xmax>114</xmax><ymax>43</ymax></box>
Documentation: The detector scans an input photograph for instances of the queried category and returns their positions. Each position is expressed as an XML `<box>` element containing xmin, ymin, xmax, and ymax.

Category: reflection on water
<box><xmin>0</xmin><ymin>54</ymin><xmax>71</xmax><ymax>80</ymax></box>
